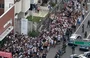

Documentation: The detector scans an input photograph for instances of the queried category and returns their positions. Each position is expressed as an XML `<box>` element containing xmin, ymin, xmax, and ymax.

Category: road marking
<box><xmin>74</xmin><ymin>12</ymin><xmax>90</xmax><ymax>34</ymax></box>
<box><xmin>86</xmin><ymin>33</ymin><xmax>90</xmax><ymax>39</ymax></box>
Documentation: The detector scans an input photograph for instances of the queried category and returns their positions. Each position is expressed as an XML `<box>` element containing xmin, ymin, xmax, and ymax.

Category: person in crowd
<box><xmin>54</xmin><ymin>52</ymin><xmax>60</xmax><ymax>58</ymax></box>
<box><xmin>62</xmin><ymin>43</ymin><xmax>67</xmax><ymax>53</ymax></box>
<box><xmin>84</xmin><ymin>31</ymin><xmax>87</xmax><ymax>38</ymax></box>
<box><xmin>0</xmin><ymin>0</ymin><xmax>88</xmax><ymax>58</ymax></box>
<box><xmin>72</xmin><ymin>45</ymin><xmax>75</xmax><ymax>54</ymax></box>
<box><xmin>87</xmin><ymin>20</ymin><xmax>90</xmax><ymax>28</ymax></box>
<box><xmin>42</xmin><ymin>52</ymin><xmax>47</xmax><ymax>58</ymax></box>
<box><xmin>82</xmin><ymin>24</ymin><xmax>84</xmax><ymax>33</ymax></box>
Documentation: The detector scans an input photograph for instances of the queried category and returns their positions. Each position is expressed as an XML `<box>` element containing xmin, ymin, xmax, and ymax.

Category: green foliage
<box><xmin>28</xmin><ymin>30</ymin><xmax>39</xmax><ymax>37</ymax></box>
<box><xmin>26</xmin><ymin>16</ymin><xmax>42</xmax><ymax>23</ymax></box>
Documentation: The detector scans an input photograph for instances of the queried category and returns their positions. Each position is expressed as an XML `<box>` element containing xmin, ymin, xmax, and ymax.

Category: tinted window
<box><xmin>2</xmin><ymin>4</ymin><xmax>4</xmax><ymax>8</ymax></box>
<box><xmin>0</xmin><ymin>4</ymin><xmax>1</xmax><ymax>8</ymax></box>
<box><xmin>0</xmin><ymin>4</ymin><xmax>4</xmax><ymax>8</ymax></box>
<box><xmin>73</xmin><ymin>56</ymin><xmax>79</xmax><ymax>58</ymax></box>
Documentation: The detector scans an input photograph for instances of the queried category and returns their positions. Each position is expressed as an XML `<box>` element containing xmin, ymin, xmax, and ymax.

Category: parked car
<box><xmin>68</xmin><ymin>34</ymin><xmax>81</xmax><ymax>46</ymax></box>
<box><xmin>84</xmin><ymin>51</ymin><xmax>90</xmax><ymax>58</ymax></box>
<box><xmin>79</xmin><ymin>45</ymin><xmax>89</xmax><ymax>51</ymax></box>
<box><xmin>70</xmin><ymin>54</ymin><xmax>79</xmax><ymax>58</ymax></box>
<box><xmin>79</xmin><ymin>39</ymin><xmax>90</xmax><ymax>51</ymax></box>
<box><xmin>68</xmin><ymin>40</ymin><xmax>77</xmax><ymax>46</ymax></box>
<box><xmin>78</xmin><ymin>54</ymin><xmax>87</xmax><ymax>58</ymax></box>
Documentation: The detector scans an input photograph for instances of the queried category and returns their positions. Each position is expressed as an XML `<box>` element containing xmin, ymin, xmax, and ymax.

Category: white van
<box><xmin>68</xmin><ymin>34</ymin><xmax>82</xmax><ymax>46</ymax></box>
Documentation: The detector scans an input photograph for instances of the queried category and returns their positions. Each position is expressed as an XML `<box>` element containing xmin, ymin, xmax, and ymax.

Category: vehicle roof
<box><xmin>70</xmin><ymin>34</ymin><xmax>81</xmax><ymax>40</ymax></box>
<box><xmin>78</xmin><ymin>54</ymin><xmax>87</xmax><ymax>58</ymax></box>
<box><xmin>84</xmin><ymin>51</ymin><xmax>90</xmax><ymax>54</ymax></box>
<box><xmin>70</xmin><ymin>54</ymin><xmax>78</xmax><ymax>57</ymax></box>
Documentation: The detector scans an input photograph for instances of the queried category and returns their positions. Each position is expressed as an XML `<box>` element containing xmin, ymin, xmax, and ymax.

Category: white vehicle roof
<box><xmin>70</xmin><ymin>34</ymin><xmax>81</xmax><ymax>40</ymax></box>
<box><xmin>78</xmin><ymin>54</ymin><xmax>87</xmax><ymax>58</ymax></box>
<box><xmin>84</xmin><ymin>51</ymin><xmax>90</xmax><ymax>55</ymax></box>
<box><xmin>70</xmin><ymin>54</ymin><xmax>78</xmax><ymax>56</ymax></box>
<box><xmin>70</xmin><ymin>54</ymin><xmax>78</xmax><ymax>57</ymax></box>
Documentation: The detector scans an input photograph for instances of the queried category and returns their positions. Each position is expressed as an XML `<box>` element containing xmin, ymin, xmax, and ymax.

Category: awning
<box><xmin>0</xmin><ymin>51</ymin><xmax>12</xmax><ymax>58</ymax></box>
<box><xmin>0</xmin><ymin>26</ymin><xmax>13</xmax><ymax>41</ymax></box>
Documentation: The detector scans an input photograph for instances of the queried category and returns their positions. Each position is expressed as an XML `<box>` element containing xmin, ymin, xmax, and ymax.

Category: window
<box><xmin>2</xmin><ymin>4</ymin><xmax>4</xmax><ymax>8</ymax></box>
<box><xmin>0</xmin><ymin>4</ymin><xmax>1</xmax><ymax>8</ymax></box>
<box><xmin>0</xmin><ymin>4</ymin><xmax>4</xmax><ymax>8</ymax></box>
<box><xmin>25</xmin><ymin>11</ymin><xmax>28</xmax><ymax>16</ymax></box>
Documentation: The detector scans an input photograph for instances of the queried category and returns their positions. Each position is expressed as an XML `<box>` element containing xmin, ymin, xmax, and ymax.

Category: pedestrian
<box><xmin>84</xmin><ymin>31</ymin><xmax>87</xmax><ymax>38</ymax></box>
<box><xmin>82</xmin><ymin>24</ymin><xmax>84</xmax><ymax>33</ymax></box>
<box><xmin>65</xmin><ymin>29</ymin><xmax>70</xmax><ymax>41</ymax></box>
<box><xmin>82</xmin><ymin>8</ymin><xmax>85</xmax><ymax>20</ymax></box>
<box><xmin>54</xmin><ymin>52</ymin><xmax>60</xmax><ymax>58</ymax></box>
<box><xmin>37</xmin><ymin>6</ymin><xmax>40</xmax><ymax>13</ymax></box>
<box><xmin>42</xmin><ymin>52</ymin><xmax>47</xmax><ymax>58</ymax></box>
<box><xmin>87</xmin><ymin>20</ymin><xmax>90</xmax><ymax>28</ymax></box>
<box><xmin>62</xmin><ymin>43</ymin><xmax>67</xmax><ymax>53</ymax></box>
<box><xmin>72</xmin><ymin>45</ymin><xmax>75</xmax><ymax>54</ymax></box>
<box><xmin>71</xmin><ymin>24</ymin><xmax>76</xmax><ymax>32</ymax></box>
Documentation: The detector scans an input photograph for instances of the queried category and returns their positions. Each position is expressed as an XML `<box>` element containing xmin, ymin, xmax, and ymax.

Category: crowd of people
<box><xmin>0</xmin><ymin>0</ymin><xmax>88</xmax><ymax>58</ymax></box>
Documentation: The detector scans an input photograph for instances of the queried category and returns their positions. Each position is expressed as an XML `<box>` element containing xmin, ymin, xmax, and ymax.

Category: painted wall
<box><xmin>21</xmin><ymin>0</ymin><xmax>30</xmax><ymax>12</ymax></box>
<box><xmin>4</xmin><ymin>0</ymin><xmax>14</xmax><ymax>12</ymax></box>
<box><xmin>15</xmin><ymin>0</ymin><xmax>22</xmax><ymax>13</ymax></box>
<box><xmin>0</xmin><ymin>6</ymin><xmax>14</xmax><ymax>35</ymax></box>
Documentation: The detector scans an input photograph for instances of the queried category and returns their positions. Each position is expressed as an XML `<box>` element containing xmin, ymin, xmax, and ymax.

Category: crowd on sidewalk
<box><xmin>0</xmin><ymin>0</ymin><xmax>88</xmax><ymax>58</ymax></box>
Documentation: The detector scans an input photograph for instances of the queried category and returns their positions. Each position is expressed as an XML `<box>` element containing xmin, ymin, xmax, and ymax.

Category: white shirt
<box><xmin>57</xmin><ymin>35</ymin><xmax>61</xmax><ymax>41</ymax></box>
<box><xmin>33</xmin><ymin>47</ymin><xmax>37</xmax><ymax>52</ymax></box>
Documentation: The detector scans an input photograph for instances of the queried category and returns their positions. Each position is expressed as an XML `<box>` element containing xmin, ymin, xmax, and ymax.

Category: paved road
<box><xmin>86</xmin><ymin>4</ymin><xmax>90</xmax><ymax>39</ymax></box>
<box><xmin>46</xmin><ymin>43</ymin><xmax>84</xmax><ymax>58</ymax></box>
<box><xmin>75</xmin><ymin>4</ymin><xmax>90</xmax><ymax>38</ymax></box>
<box><xmin>46</xmin><ymin>3</ymin><xmax>90</xmax><ymax>58</ymax></box>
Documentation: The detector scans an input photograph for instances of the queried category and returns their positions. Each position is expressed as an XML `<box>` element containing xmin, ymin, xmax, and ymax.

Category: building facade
<box><xmin>0</xmin><ymin>0</ymin><xmax>4</xmax><ymax>16</ymax></box>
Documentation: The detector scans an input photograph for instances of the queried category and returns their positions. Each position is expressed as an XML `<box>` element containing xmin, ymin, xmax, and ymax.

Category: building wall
<box><xmin>4</xmin><ymin>0</ymin><xmax>14</xmax><ymax>12</ymax></box>
<box><xmin>0</xmin><ymin>0</ymin><xmax>4</xmax><ymax>16</ymax></box>
<box><xmin>21</xmin><ymin>0</ymin><xmax>30</xmax><ymax>12</ymax></box>
<box><xmin>30</xmin><ymin>0</ymin><xmax>38</xmax><ymax>4</ymax></box>
<box><xmin>15</xmin><ymin>0</ymin><xmax>22</xmax><ymax>14</ymax></box>
<box><xmin>0</xmin><ymin>6</ymin><xmax>14</xmax><ymax>35</ymax></box>
<box><xmin>0</xmin><ymin>9</ymin><xmax>4</xmax><ymax>16</ymax></box>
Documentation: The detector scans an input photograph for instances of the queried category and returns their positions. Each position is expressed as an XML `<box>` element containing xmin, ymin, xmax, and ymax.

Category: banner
<box><xmin>0</xmin><ymin>51</ymin><xmax>12</xmax><ymax>58</ymax></box>
<box><xmin>21</xmin><ymin>18</ymin><xmax>28</xmax><ymax>35</ymax></box>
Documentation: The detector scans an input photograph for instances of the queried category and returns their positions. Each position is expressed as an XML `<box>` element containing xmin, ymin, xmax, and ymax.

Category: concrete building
<box><xmin>0</xmin><ymin>0</ymin><xmax>14</xmax><ymax>41</ymax></box>
<box><xmin>0</xmin><ymin>0</ymin><xmax>39</xmax><ymax>41</ymax></box>
<box><xmin>0</xmin><ymin>0</ymin><xmax>51</xmax><ymax>41</ymax></box>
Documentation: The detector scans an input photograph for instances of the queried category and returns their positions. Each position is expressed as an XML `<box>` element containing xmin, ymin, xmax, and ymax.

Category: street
<box><xmin>47</xmin><ymin>44</ymin><xmax>84</xmax><ymax>58</ymax></box>
<box><xmin>46</xmin><ymin>3</ymin><xmax>90</xmax><ymax>58</ymax></box>
<box><xmin>75</xmin><ymin>4</ymin><xmax>90</xmax><ymax>38</ymax></box>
